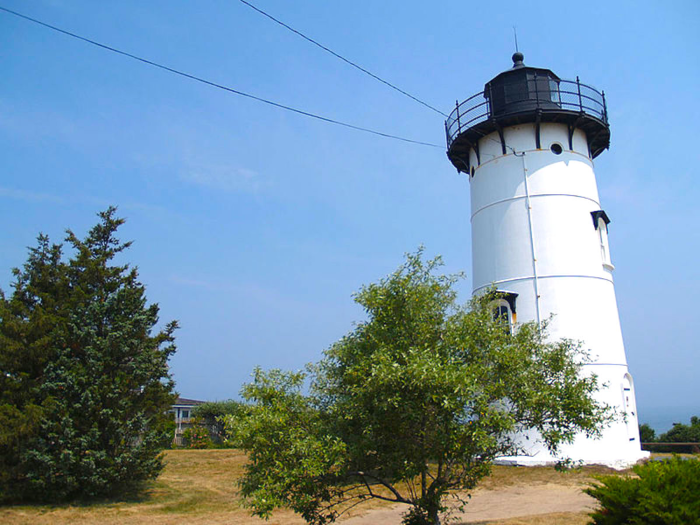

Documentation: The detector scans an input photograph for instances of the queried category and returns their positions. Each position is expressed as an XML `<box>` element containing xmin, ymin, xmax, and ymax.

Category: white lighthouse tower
<box><xmin>445</xmin><ymin>53</ymin><xmax>648</xmax><ymax>468</ymax></box>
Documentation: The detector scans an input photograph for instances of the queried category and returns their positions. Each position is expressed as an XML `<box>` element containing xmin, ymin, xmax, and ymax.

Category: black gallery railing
<box><xmin>445</xmin><ymin>78</ymin><xmax>608</xmax><ymax>149</ymax></box>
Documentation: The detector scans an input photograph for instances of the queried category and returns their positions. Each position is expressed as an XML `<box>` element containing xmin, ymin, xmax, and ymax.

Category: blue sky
<box><xmin>2</xmin><ymin>0</ymin><xmax>698</xmax><ymax>432</ymax></box>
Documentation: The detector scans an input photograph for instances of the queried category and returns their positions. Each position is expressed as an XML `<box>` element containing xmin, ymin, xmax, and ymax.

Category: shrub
<box><xmin>192</xmin><ymin>400</ymin><xmax>246</xmax><ymax>444</ymax></box>
<box><xmin>585</xmin><ymin>456</ymin><xmax>700</xmax><ymax>524</ymax></box>
<box><xmin>182</xmin><ymin>419</ymin><xmax>213</xmax><ymax>449</ymax></box>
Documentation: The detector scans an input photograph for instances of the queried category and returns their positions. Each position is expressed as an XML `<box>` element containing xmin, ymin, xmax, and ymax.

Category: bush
<box><xmin>182</xmin><ymin>419</ymin><xmax>213</xmax><ymax>449</ymax></box>
<box><xmin>192</xmin><ymin>400</ymin><xmax>246</xmax><ymax>444</ymax></box>
<box><xmin>585</xmin><ymin>457</ymin><xmax>700</xmax><ymax>524</ymax></box>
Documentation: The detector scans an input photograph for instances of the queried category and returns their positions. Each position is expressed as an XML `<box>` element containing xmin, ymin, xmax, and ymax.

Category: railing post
<box><xmin>455</xmin><ymin>100</ymin><xmax>461</xmax><ymax>133</ymax></box>
<box><xmin>576</xmin><ymin>76</ymin><xmax>583</xmax><ymax>113</ymax></box>
<box><xmin>601</xmin><ymin>90</ymin><xmax>608</xmax><ymax>123</ymax></box>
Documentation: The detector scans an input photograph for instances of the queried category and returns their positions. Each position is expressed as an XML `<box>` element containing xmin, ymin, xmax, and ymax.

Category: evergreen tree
<box><xmin>0</xmin><ymin>208</ymin><xmax>177</xmax><ymax>502</ymax></box>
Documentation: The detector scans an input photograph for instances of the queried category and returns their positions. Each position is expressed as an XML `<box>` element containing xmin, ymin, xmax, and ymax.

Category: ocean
<box><xmin>637</xmin><ymin>405</ymin><xmax>698</xmax><ymax>435</ymax></box>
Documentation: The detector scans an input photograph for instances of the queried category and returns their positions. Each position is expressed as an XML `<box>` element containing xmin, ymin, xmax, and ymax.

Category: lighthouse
<box><xmin>445</xmin><ymin>53</ymin><xmax>648</xmax><ymax>468</ymax></box>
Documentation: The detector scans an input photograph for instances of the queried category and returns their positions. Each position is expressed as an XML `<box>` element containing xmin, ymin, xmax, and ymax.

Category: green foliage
<box><xmin>182</xmin><ymin>418</ymin><xmax>213</xmax><ymax>449</ymax></box>
<box><xmin>231</xmin><ymin>249</ymin><xmax>609</xmax><ymax>525</ymax></box>
<box><xmin>638</xmin><ymin>423</ymin><xmax>656</xmax><ymax>443</ymax></box>
<box><xmin>161</xmin><ymin>413</ymin><xmax>177</xmax><ymax>449</ymax></box>
<box><xmin>192</xmin><ymin>400</ymin><xmax>247</xmax><ymax>444</ymax></box>
<box><xmin>585</xmin><ymin>457</ymin><xmax>700</xmax><ymax>524</ymax></box>
<box><xmin>658</xmin><ymin>416</ymin><xmax>700</xmax><ymax>443</ymax></box>
<box><xmin>224</xmin><ymin>369</ymin><xmax>348</xmax><ymax>523</ymax></box>
<box><xmin>0</xmin><ymin>208</ymin><xmax>177</xmax><ymax>502</ymax></box>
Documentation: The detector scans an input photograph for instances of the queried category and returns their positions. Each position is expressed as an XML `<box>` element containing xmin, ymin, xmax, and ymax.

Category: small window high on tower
<box><xmin>591</xmin><ymin>210</ymin><xmax>613</xmax><ymax>269</ymax></box>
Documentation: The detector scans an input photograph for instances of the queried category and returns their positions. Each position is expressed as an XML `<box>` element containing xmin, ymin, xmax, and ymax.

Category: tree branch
<box><xmin>335</xmin><ymin>496</ymin><xmax>374</xmax><ymax>518</ymax></box>
<box><xmin>350</xmin><ymin>471</ymin><xmax>411</xmax><ymax>504</ymax></box>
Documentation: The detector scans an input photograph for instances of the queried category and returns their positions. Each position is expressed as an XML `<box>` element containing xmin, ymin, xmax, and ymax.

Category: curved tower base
<box><xmin>496</xmin><ymin>448</ymin><xmax>650</xmax><ymax>470</ymax></box>
<box><xmin>494</xmin><ymin>453</ymin><xmax>649</xmax><ymax>471</ymax></box>
<box><xmin>495</xmin><ymin>367</ymin><xmax>650</xmax><ymax>469</ymax></box>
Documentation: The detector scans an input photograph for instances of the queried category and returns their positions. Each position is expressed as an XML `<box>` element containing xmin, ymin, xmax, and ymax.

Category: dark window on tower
<box><xmin>591</xmin><ymin>210</ymin><xmax>613</xmax><ymax>269</ymax></box>
<box><xmin>549</xmin><ymin>79</ymin><xmax>562</xmax><ymax>104</ymax></box>
<box><xmin>493</xmin><ymin>304</ymin><xmax>510</xmax><ymax>323</ymax></box>
<box><xmin>491</xmin><ymin>292</ymin><xmax>518</xmax><ymax>333</ymax></box>
<box><xmin>505</xmin><ymin>80</ymin><xmax>528</xmax><ymax>104</ymax></box>
<box><xmin>492</xmin><ymin>301</ymin><xmax>512</xmax><ymax>333</ymax></box>
<box><xmin>527</xmin><ymin>75</ymin><xmax>551</xmax><ymax>102</ymax></box>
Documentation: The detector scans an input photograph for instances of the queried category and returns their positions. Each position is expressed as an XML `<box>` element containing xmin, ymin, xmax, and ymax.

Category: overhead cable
<box><xmin>0</xmin><ymin>6</ymin><xmax>443</xmax><ymax>149</ymax></box>
<box><xmin>237</xmin><ymin>0</ymin><xmax>448</xmax><ymax>118</ymax></box>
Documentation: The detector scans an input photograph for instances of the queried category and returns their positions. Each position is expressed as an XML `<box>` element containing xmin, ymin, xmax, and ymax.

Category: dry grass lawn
<box><xmin>0</xmin><ymin>449</ymin><xmax>303</xmax><ymax>525</ymax></box>
<box><xmin>0</xmin><ymin>449</ymin><xmax>617</xmax><ymax>524</ymax></box>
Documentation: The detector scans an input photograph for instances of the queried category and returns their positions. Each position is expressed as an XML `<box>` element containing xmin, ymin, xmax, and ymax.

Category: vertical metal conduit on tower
<box><xmin>516</xmin><ymin>150</ymin><xmax>541</xmax><ymax>324</ymax></box>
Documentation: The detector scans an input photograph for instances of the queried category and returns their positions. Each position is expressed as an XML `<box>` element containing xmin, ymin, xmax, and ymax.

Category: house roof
<box><xmin>172</xmin><ymin>397</ymin><xmax>206</xmax><ymax>407</ymax></box>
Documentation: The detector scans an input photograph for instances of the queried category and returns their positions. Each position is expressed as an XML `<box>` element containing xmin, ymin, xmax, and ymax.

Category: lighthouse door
<box><xmin>621</xmin><ymin>374</ymin><xmax>637</xmax><ymax>442</ymax></box>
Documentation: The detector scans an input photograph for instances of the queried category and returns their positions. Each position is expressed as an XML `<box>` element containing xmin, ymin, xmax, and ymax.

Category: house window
<box><xmin>181</xmin><ymin>410</ymin><xmax>190</xmax><ymax>420</ymax></box>
<box><xmin>591</xmin><ymin>210</ymin><xmax>613</xmax><ymax>269</ymax></box>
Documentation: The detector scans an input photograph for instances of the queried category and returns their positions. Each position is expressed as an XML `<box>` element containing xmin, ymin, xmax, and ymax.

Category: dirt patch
<box><xmin>340</xmin><ymin>483</ymin><xmax>596</xmax><ymax>524</ymax></box>
<box><xmin>0</xmin><ymin>450</ymin><xmax>603</xmax><ymax>524</ymax></box>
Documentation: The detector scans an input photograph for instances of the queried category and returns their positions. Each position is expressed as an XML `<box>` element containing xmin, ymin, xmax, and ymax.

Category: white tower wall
<box><xmin>468</xmin><ymin>122</ymin><xmax>648</xmax><ymax>468</ymax></box>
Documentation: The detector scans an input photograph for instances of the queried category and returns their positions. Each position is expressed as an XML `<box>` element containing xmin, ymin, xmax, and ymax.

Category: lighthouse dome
<box><xmin>484</xmin><ymin>53</ymin><xmax>562</xmax><ymax>117</ymax></box>
<box><xmin>445</xmin><ymin>54</ymin><xmax>610</xmax><ymax>173</ymax></box>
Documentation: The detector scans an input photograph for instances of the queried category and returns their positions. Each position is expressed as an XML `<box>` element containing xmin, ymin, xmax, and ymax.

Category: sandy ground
<box><xmin>0</xmin><ymin>482</ymin><xmax>597</xmax><ymax>525</ymax></box>
<box><xmin>340</xmin><ymin>483</ymin><xmax>596</xmax><ymax>524</ymax></box>
<box><xmin>0</xmin><ymin>483</ymin><xmax>596</xmax><ymax>525</ymax></box>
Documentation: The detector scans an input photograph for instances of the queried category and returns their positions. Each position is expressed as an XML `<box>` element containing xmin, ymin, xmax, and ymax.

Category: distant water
<box><xmin>637</xmin><ymin>405</ymin><xmax>698</xmax><ymax>434</ymax></box>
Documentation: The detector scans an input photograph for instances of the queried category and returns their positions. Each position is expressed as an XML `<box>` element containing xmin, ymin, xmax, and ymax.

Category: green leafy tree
<box><xmin>658</xmin><ymin>416</ymin><xmax>700</xmax><ymax>443</ymax></box>
<box><xmin>0</xmin><ymin>208</ymin><xmax>177</xmax><ymax>502</ymax></box>
<box><xmin>227</xmin><ymin>249</ymin><xmax>609</xmax><ymax>525</ymax></box>
<box><xmin>639</xmin><ymin>423</ymin><xmax>656</xmax><ymax>443</ymax></box>
<box><xmin>192</xmin><ymin>400</ymin><xmax>247</xmax><ymax>444</ymax></box>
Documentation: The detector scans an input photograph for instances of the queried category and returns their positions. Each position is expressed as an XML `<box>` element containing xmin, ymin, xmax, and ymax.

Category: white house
<box><xmin>170</xmin><ymin>397</ymin><xmax>205</xmax><ymax>445</ymax></box>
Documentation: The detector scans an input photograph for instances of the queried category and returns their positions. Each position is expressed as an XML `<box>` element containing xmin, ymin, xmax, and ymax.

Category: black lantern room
<box><xmin>486</xmin><ymin>52</ymin><xmax>562</xmax><ymax>116</ymax></box>
<box><xmin>445</xmin><ymin>53</ymin><xmax>610</xmax><ymax>173</ymax></box>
